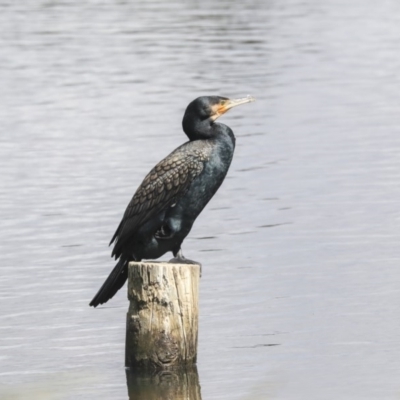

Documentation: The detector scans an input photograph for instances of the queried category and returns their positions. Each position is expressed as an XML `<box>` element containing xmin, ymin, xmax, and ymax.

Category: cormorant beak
<box><xmin>210</xmin><ymin>95</ymin><xmax>255</xmax><ymax>121</ymax></box>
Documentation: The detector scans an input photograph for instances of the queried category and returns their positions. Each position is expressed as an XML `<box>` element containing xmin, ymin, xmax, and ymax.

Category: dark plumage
<box><xmin>90</xmin><ymin>95</ymin><xmax>255</xmax><ymax>307</ymax></box>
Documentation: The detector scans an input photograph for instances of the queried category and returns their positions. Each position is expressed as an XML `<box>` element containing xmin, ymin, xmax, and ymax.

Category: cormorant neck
<box><xmin>182</xmin><ymin>115</ymin><xmax>215</xmax><ymax>141</ymax></box>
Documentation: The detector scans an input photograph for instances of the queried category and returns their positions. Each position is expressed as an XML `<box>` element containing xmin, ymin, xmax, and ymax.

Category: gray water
<box><xmin>1</xmin><ymin>0</ymin><xmax>400</xmax><ymax>399</ymax></box>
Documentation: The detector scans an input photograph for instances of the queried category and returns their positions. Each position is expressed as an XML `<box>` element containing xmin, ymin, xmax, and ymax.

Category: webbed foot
<box><xmin>169</xmin><ymin>249</ymin><xmax>202</xmax><ymax>276</ymax></box>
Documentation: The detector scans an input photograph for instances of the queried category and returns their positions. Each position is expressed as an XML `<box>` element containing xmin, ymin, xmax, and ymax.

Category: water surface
<box><xmin>1</xmin><ymin>0</ymin><xmax>400</xmax><ymax>399</ymax></box>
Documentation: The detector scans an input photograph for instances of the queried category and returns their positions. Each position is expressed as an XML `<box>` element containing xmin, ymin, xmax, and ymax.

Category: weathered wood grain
<box><xmin>125</xmin><ymin>261</ymin><xmax>200</xmax><ymax>370</ymax></box>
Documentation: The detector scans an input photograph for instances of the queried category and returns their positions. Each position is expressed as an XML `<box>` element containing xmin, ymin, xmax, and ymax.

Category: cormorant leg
<box><xmin>169</xmin><ymin>249</ymin><xmax>202</xmax><ymax>276</ymax></box>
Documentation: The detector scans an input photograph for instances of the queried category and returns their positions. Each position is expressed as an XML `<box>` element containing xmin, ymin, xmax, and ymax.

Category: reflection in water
<box><xmin>126</xmin><ymin>367</ymin><xmax>201</xmax><ymax>400</ymax></box>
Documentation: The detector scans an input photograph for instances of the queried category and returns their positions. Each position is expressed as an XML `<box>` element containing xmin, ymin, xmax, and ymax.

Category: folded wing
<box><xmin>110</xmin><ymin>143</ymin><xmax>211</xmax><ymax>259</ymax></box>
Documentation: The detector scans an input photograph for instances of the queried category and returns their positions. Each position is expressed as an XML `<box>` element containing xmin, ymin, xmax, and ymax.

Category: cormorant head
<box><xmin>182</xmin><ymin>95</ymin><xmax>255</xmax><ymax>140</ymax></box>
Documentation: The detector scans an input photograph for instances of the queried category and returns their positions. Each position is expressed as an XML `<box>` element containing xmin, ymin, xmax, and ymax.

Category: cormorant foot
<box><xmin>169</xmin><ymin>249</ymin><xmax>202</xmax><ymax>276</ymax></box>
<box><xmin>169</xmin><ymin>256</ymin><xmax>199</xmax><ymax>265</ymax></box>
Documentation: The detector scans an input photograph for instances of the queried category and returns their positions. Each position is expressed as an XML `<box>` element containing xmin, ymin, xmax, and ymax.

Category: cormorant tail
<box><xmin>89</xmin><ymin>257</ymin><xmax>129</xmax><ymax>307</ymax></box>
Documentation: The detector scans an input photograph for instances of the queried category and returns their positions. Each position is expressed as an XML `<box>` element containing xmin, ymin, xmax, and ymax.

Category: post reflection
<box><xmin>126</xmin><ymin>366</ymin><xmax>202</xmax><ymax>400</ymax></box>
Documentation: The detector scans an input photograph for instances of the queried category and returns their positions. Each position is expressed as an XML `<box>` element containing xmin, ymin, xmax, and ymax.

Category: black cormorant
<box><xmin>90</xmin><ymin>95</ymin><xmax>255</xmax><ymax>307</ymax></box>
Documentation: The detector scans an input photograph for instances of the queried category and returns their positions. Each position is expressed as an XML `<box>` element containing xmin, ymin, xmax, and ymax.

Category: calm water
<box><xmin>1</xmin><ymin>0</ymin><xmax>400</xmax><ymax>399</ymax></box>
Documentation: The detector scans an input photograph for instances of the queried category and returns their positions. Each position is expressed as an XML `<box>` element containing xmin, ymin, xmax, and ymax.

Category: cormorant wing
<box><xmin>110</xmin><ymin>142</ymin><xmax>210</xmax><ymax>259</ymax></box>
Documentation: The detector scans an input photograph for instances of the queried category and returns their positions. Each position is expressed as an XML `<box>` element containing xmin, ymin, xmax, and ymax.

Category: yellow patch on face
<box><xmin>210</xmin><ymin>96</ymin><xmax>255</xmax><ymax>121</ymax></box>
<box><xmin>210</xmin><ymin>102</ymin><xmax>228</xmax><ymax>120</ymax></box>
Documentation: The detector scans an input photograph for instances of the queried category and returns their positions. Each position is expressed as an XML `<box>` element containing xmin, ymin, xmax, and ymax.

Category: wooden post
<box><xmin>125</xmin><ymin>261</ymin><xmax>200</xmax><ymax>371</ymax></box>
